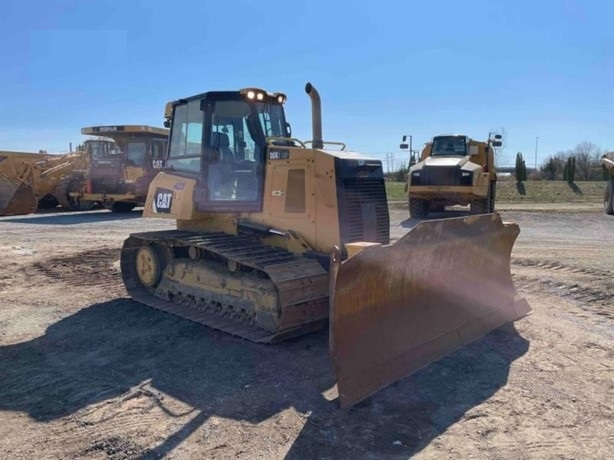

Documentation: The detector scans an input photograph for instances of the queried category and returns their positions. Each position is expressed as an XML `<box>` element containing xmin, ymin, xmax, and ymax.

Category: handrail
<box><xmin>265</xmin><ymin>137</ymin><xmax>306</xmax><ymax>148</ymax></box>
<box><xmin>304</xmin><ymin>140</ymin><xmax>346</xmax><ymax>151</ymax></box>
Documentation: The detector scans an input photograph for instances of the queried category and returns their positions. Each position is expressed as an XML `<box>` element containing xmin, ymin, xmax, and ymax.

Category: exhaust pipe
<box><xmin>305</xmin><ymin>82</ymin><xmax>323</xmax><ymax>149</ymax></box>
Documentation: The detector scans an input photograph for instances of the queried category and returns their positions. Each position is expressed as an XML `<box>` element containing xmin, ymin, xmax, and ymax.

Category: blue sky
<box><xmin>1</xmin><ymin>0</ymin><xmax>612</xmax><ymax>167</ymax></box>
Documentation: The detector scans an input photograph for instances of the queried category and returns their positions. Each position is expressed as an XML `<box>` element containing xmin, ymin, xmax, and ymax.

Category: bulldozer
<box><xmin>0</xmin><ymin>149</ymin><xmax>90</xmax><ymax>216</ymax></box>
<box><xmin>67</xmin><ymin>125</ymin><xmax>169</xmax><ymax>212</ymax></box>
<box><xmin>603</xmin><ymin>153</ymin><xmax>614</xmax><ymax>215</ymax></box>
<box><xmin>120</xmin><ymin>83</ymin><xmax>530</xmax><ymax>408</ymax></box>
<box><xmin>401</xmin><ymin>133</ymin><xmax>501</xmax><ymax>218</ymax></box>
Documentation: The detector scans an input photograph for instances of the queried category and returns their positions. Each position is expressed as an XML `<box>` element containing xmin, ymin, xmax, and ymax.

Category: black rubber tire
<box><xmin>111</xmin><ymin>202</ymin><xmax>136</xmax><ymax>213</ymax></box>
<box><xmin>409</xmin><ymin>198</ymin><xmax>429</xmax><ymax>218</ymax></box>
<box><xmin>489</xmin><ymin>181</ymin><xmax>496</xmax><ymax>213</ymax></box>
<box><xmin>471</xmin><ymin>184</ymin><xmax>492</xmax><ymax>215</ymax></box>
<box><xmin>605</xmin><ymin>180</ymin><xmax>614</xmax><ymax>215</ymax></box>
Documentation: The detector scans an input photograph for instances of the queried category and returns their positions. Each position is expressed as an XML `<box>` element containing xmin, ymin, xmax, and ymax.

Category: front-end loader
<box><xmin>402</xmin><ymin>134</ymin><xmax>501</xmax><ymax>218</ymax></box>
<box><xmin>0</xmin><ymin>150</ymin><xmax>90</xmax><ymax>216</ymax></box>
<box><xmin>67</xmin><ymin>125</ymin><xmax>169</xmax><ymax>212</ymax></box>
<box><xmin>120</xmin><ymin>83</ymin><xmax>530</xmax><ymax>408</ymax></box>
<box><xmin>603</xmin><ymin>153</ymin><xmax>614</xmax><ymax>215</ymax></box>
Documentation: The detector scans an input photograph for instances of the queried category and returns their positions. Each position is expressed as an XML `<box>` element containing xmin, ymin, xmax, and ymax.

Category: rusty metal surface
<box><xmin>0</xmin><ymin>177</ymin><xmax>38</xmax><ymax>216</ymax></box>
<box><xmin>329</xmin><ymin>213</ymin><xmax>531</xmax><ymax>408</ymax></box>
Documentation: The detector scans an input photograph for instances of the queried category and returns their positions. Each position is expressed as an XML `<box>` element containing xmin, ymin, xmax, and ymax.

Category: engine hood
<box><xmin>423</xmin><ymin>156</ymin><xmax>470</xmax><ymax>167</ymax></box>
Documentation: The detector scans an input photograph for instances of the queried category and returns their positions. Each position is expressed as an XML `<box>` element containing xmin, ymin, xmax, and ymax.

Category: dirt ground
<box><xmin>0</xmin><ymin>206</ymin><xmax>612</xmax><ymax>459</ymax></box>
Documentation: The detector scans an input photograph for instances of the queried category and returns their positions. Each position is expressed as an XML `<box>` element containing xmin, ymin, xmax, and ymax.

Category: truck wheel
<box><xmin>111</xmin><ymin>202</ymin><xmax>136</xmax><ymax>213</ymax></box>
<box><xmin>605</xmin><ymin>180</ymin><xmax>614</xmax><ymax>215</ymax></box>
<box><xmin>409</xmin><ymin>198</ymin><xmax>428</xmax><ymax>218</ymax></box>
<box><xmin>489</xmin><ymin>182</ymin><xmax>496</xmax><ymax>213</ymax></box>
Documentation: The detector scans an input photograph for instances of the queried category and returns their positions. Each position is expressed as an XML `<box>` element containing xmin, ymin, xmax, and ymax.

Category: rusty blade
<box><xmin>0</xmin><ymin>177</ymin><xmax>38</xmax><ymax>216</ymax></box>
<box><xmin>329</xmin><ymin>213</ymin><xmax>531</xmax><ymax>409</ymax></box>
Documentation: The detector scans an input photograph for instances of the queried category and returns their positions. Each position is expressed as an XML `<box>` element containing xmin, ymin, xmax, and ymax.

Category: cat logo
<box><xmin>153</xmin><ymin>187</ymin><xmax>173</xmax><ymax>213</ymax></box>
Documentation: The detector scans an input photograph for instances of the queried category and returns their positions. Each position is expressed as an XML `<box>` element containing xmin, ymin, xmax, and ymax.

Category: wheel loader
<box><xmin>67</xmin><ymin>125</ymin><xmax>169</xmax><ymax>212</ymax></box>
<box><xmin>602</xmin><ymin>153</ymin><xmax>614</xmax><ymax>215</ymax></box>
<box><xmin>0</xmin><ymin>149</ymin><xmax>90</xmax><ymax>216</ymax></box>
<box><xmin>402</xmin><ymin>133</ymin><xmax>501</xmax><ymax>218</ymax></box>
<box><xmin>120</xmin><ymin>83</ymin><xmax>530</xmax><ymax>408</ymax></box>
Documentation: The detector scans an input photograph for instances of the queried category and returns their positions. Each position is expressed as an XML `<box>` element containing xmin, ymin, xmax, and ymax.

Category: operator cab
<box><xmin>431</xmin><ymin>135</ymin><xmax>468</xmax><ymax>156</ymax></box>
<box><xmin>165</xmin><ymin>88</ymin><xmax>290</xmax><ymax>212</ymax></box>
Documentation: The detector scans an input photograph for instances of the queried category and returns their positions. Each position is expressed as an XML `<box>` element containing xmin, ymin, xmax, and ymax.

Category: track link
<box><xmin>121</xmin><ymin>230</ymin><xmax>330</xmax><ymax>343</ymax></box>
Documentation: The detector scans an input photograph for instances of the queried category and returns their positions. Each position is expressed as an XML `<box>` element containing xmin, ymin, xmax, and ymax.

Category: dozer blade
<box><xmin>329</xmin><ymin>213</ymin><xmax>530</xmax><ymax>408</ymax></box>
<box><xmin>0</xmin><ymin>176</ymin><xmax>38</xmax><ymax>216</ymax></box>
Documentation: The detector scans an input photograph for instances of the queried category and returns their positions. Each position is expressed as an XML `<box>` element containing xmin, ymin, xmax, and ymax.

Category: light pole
<box><xmin>535</xmin><ymin>136</ymin><xmax>539</xmax><ymax>170</ymax></box>
<box><xmin>400</xmin><ymin>134</ymin><xmax>417</xmax><ymax>166</ymax></box>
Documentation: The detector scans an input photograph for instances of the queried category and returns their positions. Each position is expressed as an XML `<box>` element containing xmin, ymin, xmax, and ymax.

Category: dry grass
<box><xmin>386</xmin><ymin>180</ymin><xmax>606</xmax><ymax>203</ymax></box>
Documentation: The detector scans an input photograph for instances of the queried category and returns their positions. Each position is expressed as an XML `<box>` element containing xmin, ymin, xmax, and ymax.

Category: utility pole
<box><xmin>535</xmin><ymin>136</ymin><xmax>539</xmax><ymax>170</ymax></box>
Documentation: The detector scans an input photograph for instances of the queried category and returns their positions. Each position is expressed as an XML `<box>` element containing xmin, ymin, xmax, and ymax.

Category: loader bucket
<box><xmin>329</xmin><ymin>213</ymin><xmax>530</xmax><ymax>408</ymax></box>
<box><xmin>0</xmin><ymin>176</ymin><xmax>38</xmax><ymax>216</ymax></box>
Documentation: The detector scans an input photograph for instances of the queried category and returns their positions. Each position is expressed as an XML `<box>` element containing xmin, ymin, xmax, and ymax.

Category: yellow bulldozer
<box><xmin>120</xmin><ymin>83</ymin><xmax>530</xmax><ymax>408</ymax></box>
<box><xmin>0</xmin><ymin>149</ymin><xmax>90</xmax><ymax>216</ymax></box>
<box><xmin>67</xmin><ymin>125</ymin><xmax>169</xmax><ymax>212</ymax></box>
<box><xmin>401</xmin><ymin>133</ymin><xmax>502</xmax><ymax>218</ymax></box>
<box><xmin>603</xmin><ymin>153</ymin><xmax>614</xmax><ymax>215</ymax></box>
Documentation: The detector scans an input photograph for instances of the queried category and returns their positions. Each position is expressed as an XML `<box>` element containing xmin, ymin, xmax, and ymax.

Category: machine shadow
<box><xmin>0</xmin><ymin>209</ymin><xmax>143</xmax><ymax>225</ymax></box>
<box><xmin>0</xmin><ymin>299</ymin><xmax>529</xmax><ymax>458</ymax></box>
<box><xmin>286</xmin><ymin>324</ymin><xmax>529</xmax><ymax>459</ymax></box>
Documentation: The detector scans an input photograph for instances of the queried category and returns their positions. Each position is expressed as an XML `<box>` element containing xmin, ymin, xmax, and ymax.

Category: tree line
<box><xmin>515</xmin><ymin>141</ymin><xmax>610</xmax><ymax>182</ymax></box>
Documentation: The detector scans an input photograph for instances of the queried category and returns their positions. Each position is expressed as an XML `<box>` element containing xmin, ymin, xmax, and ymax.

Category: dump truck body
<box><xmin>68</xmin><ymin>125</ymin><xmax>169</xmax><ymax>212</ymax></box>
<box><xmin>120</xmin><ymin>84</ymin><xmax>529</xmax><ymax>407</ymax></box>
<box><xmin>404</xmin><ymin>135</ymin><xmax>499</xmax><ymax>218</ymax></box>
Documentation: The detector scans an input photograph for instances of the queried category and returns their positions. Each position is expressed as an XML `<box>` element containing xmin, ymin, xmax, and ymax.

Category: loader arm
<box><xmin>329</xmin><ymin>213</ymin><xmax>530</xmax><ymax>408</ymax></box>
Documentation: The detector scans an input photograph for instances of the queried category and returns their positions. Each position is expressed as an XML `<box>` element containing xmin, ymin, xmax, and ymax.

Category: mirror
<box><xmin>400</xmin><ymin>143</ymin><xmax>409</xmax><ymax>149</ymax></box>
<box><xmin>492</xmin><ymin>141</ymin><xmax>502</xmax><ymax>147</ymax></box>
<box><xmin>402</xmin><ymin>135</ymin><xmax>407</xmax><ymax>142</ymax></box>
<box><xmin>494</xmin><ymin>134</ymin><xmax>502</xmax><ymax>140</ymax></box>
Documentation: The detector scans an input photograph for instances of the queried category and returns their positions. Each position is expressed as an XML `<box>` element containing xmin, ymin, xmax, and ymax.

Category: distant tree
<box><xmin>571</xmin><ymin>141</ymin><xmax>601</xmax><ymax>180</ymax></box>
<box><xmin>515</xmin><ymin>152</ymin><xmax>527</xmax><ymax>182</ymax></box>
<box><xmin>489</xmin><ymin>127</ymin><xmax>508</xmax><ymax>166</ymax></box>
<box><xmin>541</xmin><ymin>156</ymin><xmax>558</xmax><ymax>180</ymax></box>
<box><xmin>389</xmin><ymin>162</ymin><xmax>410</xmax><ymax>182</ymax></box>
<box><xmin>563</xmin><ymin>157</ymin><xmax>575</xmax><ymax>182</ymax></box>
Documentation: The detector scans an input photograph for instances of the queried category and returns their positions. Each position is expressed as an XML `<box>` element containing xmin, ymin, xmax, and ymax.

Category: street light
<box><xmin>535</xmin><ymin>137</ymin><xmax>539</xmax><ymax>170</ymax></box>
<box><xmin>400</xmin><ymin>134</ymin><xmax>418</xmax><ymax>166</ymax></box>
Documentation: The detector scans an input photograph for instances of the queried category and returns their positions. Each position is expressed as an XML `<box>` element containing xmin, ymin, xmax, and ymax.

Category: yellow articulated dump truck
<box><xmin>0</xmin><ymin>150</ymin><xmax>89</xmax><ymax>216</ymax></box>
<box><xmin>402</xmin><ymin>134</ymin><xmax>501</xmax><ymax>218</ymax></box>
<box><xmin>603</xmin><ymin>153</ymin><xmax>614</xmax><ymax>215</ymax></box>
<box><xmin>67</xmin><ymin>125</ymin><xmax>169</xmax><ymax>212</ymax></box>
<box><xmin>119</xmin><ymin>83</ymin><xmax>529</xmax><ymax>408</ymax></box>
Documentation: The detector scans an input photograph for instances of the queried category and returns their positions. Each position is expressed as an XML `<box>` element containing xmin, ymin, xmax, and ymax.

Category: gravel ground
<box><xmin>0</xmin><ymin>205</ymin><xmax>612</xmax><ymax>459</ymax></box>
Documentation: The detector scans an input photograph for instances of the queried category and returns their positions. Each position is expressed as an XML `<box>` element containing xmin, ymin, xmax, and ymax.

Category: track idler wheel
<box><xmin>136</xmin><ymin>245</ymin><xmax>163</xmax><ymax>287</ymax></box>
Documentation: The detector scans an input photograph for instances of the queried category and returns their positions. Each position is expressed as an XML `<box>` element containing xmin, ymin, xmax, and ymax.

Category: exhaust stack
<box><xmin>305</xmin><ymin>82</ymin><xmax>323</xmax><ymax>149</ymax></box>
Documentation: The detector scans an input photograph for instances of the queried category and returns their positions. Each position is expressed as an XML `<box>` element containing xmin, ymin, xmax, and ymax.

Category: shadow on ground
<box><xmin>567</xmin><ymin>182</ymin><xmax>583</xmax><ymax>195</ymax></box>
<box><xmin>0</xmin><ymin>299</ymin><xmax>529</xmax><ymax>458</ymax></box>
<box><xmin>0</xmin><ymin>209</ymin><xmax>143</xmax><ymax>225</ymax></box>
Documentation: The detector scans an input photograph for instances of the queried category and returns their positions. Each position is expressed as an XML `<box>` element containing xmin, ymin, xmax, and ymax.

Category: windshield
<box><xmin>256</xmin><ymin>102</ymin><xmax>288</xmax><ymax>138</ymax></box>
<box><xmin>126</xmin><ymin>142</ymin><xmax>147</xmax><ymax>167</ymax></box>
<box><xmin>88</xmin><ymin>140</ymin><xmax>118</xmax><ymax>158</ymax></box>
<box><xmin>431</xmin><ymin>136</ymin><xmax>467</xmax><ymax>156</ymax></box>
